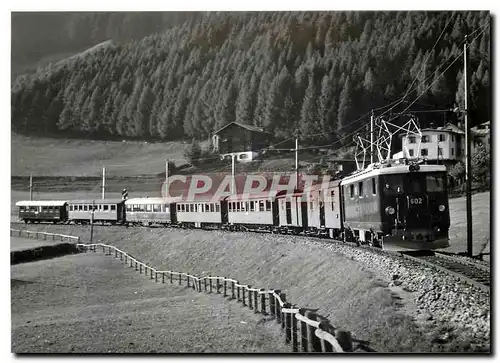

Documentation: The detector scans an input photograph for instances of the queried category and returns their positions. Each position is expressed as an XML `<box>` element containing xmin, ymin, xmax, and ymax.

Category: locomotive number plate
<box><xmin>409</xmin><ymin>197</ymin><xmax>424</xmax><ymax>205</ymax></box>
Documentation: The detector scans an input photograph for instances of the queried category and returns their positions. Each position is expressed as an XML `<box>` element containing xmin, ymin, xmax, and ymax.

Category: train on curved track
<box><xmin>15</xmin><ymin>158</ymin><xmax>450</xmax><ymax>251</ymax></box>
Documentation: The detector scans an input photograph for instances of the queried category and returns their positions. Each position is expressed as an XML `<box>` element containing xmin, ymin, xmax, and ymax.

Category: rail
<box><xmin>10</xmin><ymin>229</ymin><xmax>80</xmax><ymax>243</ymax></box>
<box><xmin>78</xmin><ymin>243</ymin><xmax>355</xmax><ymax>353</ymax></box>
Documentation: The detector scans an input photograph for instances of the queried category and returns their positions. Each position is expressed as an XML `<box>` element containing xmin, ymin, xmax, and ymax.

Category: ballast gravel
<box><xmin>280</xmin><ymin>235</ymin><xmax>490</xmax><ymax>352</ymax></box>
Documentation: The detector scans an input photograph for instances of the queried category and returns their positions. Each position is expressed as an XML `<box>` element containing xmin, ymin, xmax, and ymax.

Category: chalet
<box><xmin>397</xmin><ymin>121</ymin><xmax>490</xmax><ymax>166</ymax></box>
<box><xmin>212</xmin><ymin>122</ymin><xmax>272</xmax><ymax>162</ymax></box>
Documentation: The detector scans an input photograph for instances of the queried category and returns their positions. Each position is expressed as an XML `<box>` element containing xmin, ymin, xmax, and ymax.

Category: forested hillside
<box><xmin>11</xmin><ymin>11</ymin><xmax>490</xmax><ymax>147</ymax></box>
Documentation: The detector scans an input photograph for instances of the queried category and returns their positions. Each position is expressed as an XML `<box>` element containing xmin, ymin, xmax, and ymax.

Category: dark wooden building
<box><xmin>212</xmin><ymin>122</ymin><xmax>272</xmax><ymax>155</ymax></box>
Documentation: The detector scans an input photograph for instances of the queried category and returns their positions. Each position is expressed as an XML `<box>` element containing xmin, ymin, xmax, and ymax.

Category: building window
<box><xmin>422</xmin><ymin>135</ymin><xmax>430</xmax><ymax>143</ymax></box>
<box><xmin>451</xmin><ymin>148</ymin><xmax>454</xmax><ymax>155</ymax></box>
<box><xmin>438</xmin><ymin>148</ymin><xmax>443</xmax><ymax>156</ymax></box>
<box><xmin>439</xmin><ymin>134</ymin><xmax>446</xmax><ymax>142</ymax></box>
<box><xmin>409</xmin><ymin>149</ymin><xmax>414</xmax><ymax>157</ymax></box>
<box><xmin>421</xmin><ymin>148</ymin><xmax>428</xmax><ymax>156</ymax></box>
<box><xmin>408</xmin><ymin>136</ymin><xmax>416</xmax><ymax>144</ymax></box>
<box><xmin>452</xmin><ymin>135</ymin><xmax>455</xmax><ymax>142</ymax></box>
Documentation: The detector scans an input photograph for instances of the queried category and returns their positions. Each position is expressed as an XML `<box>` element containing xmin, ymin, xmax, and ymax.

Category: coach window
<box><xmin>348</xmin><ymin>185</ymin><xmax>353</xmax><ymax>198</ymax></box>
<box><xmin>372</xmin><ymin>178</ymin><xmax>377</xmax><ymax>195</ymax></box>
<box><xmin>266</xmin><ymin>200</ymin><xmax>271</xmax><ymax>211</ymax></box>
<box><xmin>205</xmin><ymin>203</ymin><xmax>209</xmax><ymax>212</ymax></box>
<box><xmin>210</xmin><ymin>204</ymin><xmax>214</xmax><ymax>212</ymax></box>
<box><xmin>331</xmin><ymin>191</ymin><xmax>335</xmax><ymax>210</ymax></box>
<box><xmin>182</xmin><ymin>204</ymin><xmax>186</xmax><ymax>212</ymax></box>
<box><xmin>104</xmin><ymin>205</ymin><xmax>109</xmax><ymax>211</ymax></box>
<box><xmin>358</xmin><ymin>182</ymin><xmax>364</xmax><ymax>198</ymax></box>
<box><xmin>84</xmin><ymin>205</ymin><xmax>88</xmax><ymax>211</ymax></box>
<box><xmin>259</xmin><ymin>201</ymin><xmax>265</xmax><ymax>212</ymax></box>
<box><xmin>216</xmin><ymin>204</ymin><xmax>220</xmax><ymax>212</ymax></box>
<box><xmin>153</xmin><ymin>204</ymin><xmax>160</xmax><ymax>212</ymax></box>
<box><xmin>228</xmin><ymin>203</ymin><xmax>232</xmax><ymax>212</ymax></box>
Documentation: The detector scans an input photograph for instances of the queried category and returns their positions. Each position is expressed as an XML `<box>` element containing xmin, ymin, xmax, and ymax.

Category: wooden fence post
<box><xmin>260</xmin><ymin>289</ymin><xmax>266</xmax><ymax>314</ymax></box>
<box><xmin>209</xmin><ymin>278</ymin><xmax>213</xmax><ymax>293</ymax></box>
<box><xmin>269</xmin><ymin>291</ymin><xmax>276</xmax><ymax>317</ymax></box>
<box><xmin>178</xmin><ymin>273</ymin><xmax>182</xmax><ymax>285</ymax></box>
<box><xmin>335</xmin><ymin>330</ymin><xmax>353</xmax><ymax>352</ymax></box>
<box><xmin>223</xmin><ymin>278</ymin><xmax>227</xmax><ymax>297</ymax></box>
<box><xmin>274</xmin><ymin>291</ymin><xmax>282</xmax><ymax>324</ymax></box>
<box><xmin>318</xmin><ymin>320</ymin><xmax>333</xmax><ymax>352</ymax></box>
<box><xmin>170</xmin><ymin>272</ymin><xmax>173</xmax><ymax>284</ymax></box>
<box><xmin>254</xmin><ymin>290</ymin><xmax>258</xmax><ymax>313</ymax></box>
<box><xmin>248</xmin><ymin>287</ymin><xmax>253</xmax><ymax>310</ymax></box>
<box><xmin>242</xmin><ymin>286</ymin><xmax>246</xmax><ymax>306</ymax></box>
<box><xmin>135</xmin><ymin>261</ymin><xmax>138</xmax><ymax>271</ymax></box>
<box><xmin>102</xmin><ymin>245</ymin><xmax>105</xmax><ymax>253</ymax></box>
<box><xmin>198</xmin><ymin>279</ymin><xmax>202</xmax><ymax>292</ymax></box>
<box><xmin>306</xmin><ymin>311</ymin><xmax>321</xmax><ymax>352</ymax></box>
<box><xmin>115</xmin><ymin>250</ymin><xmax>117</xmax><ymax>258</ymax></box>
<box><xmin>139</xmin><ymin>264</ymin><xmax>142</xmax><ymax>274</ymax></box>
<box><xmin>162</xmin><ymin>273</ymin><xmax>165</xmax><ymax>284</ymax></box>
<box><xmin>279</xmin><ymin>292</ymin><xmax>286</xmax><ymax>329</ymax></box>
<box><xmin>155</xmin><ymin>272</ymin><xmax>158</xmax><ymax>282</ymax></box>
<box><xmin>291</xmin><ymin>311</ymin><xmax>299</xmax><ymax>352</ymax></box>
<box><xmin>204</xmin><ymin>278</ymin><xmax>207</xmax><ymax>292</ymax></box>
<box><xmin>299</xmin><ymin>308</ymin><xmax>308</xmax><ymax>352</ymax></box>
<box><xmin>283</xmin><ymin>303</ymin><xmax>292</xmax><ymax>343</ymax></box>
<box><xmin>216</xmin><ymin>277</ymin><xmax>220</xmax><ymax>294</ymax></box>
<box><xmin>237</xmin><ymin>282</ymin><xmax>241</xmax><ymax>301</ymax></box>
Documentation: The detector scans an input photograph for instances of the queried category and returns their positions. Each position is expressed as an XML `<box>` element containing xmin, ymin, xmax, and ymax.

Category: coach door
<box><xmin>285</xmin><ymin>199</ymin><xmax>292</xmax><ymax>225</ymax></box>
<box><xmin>220</xmin><ymin>201</ymin><xmax>229</xmax><ymax>224</ymax></box>
<box><xmin>319</xmin><ymin>201</ymin><xmax>325</xmax><ymax>227</ymax></box>
<box><xmin>272</xmin><ymin>200</ymin><xmax>279</xmax><ymax>225</ymax></box>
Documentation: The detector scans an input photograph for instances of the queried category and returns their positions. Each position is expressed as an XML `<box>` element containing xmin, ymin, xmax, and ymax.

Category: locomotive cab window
<box><xmin>372</xmin><ymin>178</ymin><xmax>377</xmax><ymax>195</ymax></box>
<box><xmin>266</xmin><ymin>200</ymin><xmax>271</xmax><ymax>211</ymax></box>
<box><xmin>259</xmin><ymin>200</ymin><xmax>265</xmax><ymax>212</ymax></box>
<box><xmin>215</xmin><ymin>204</ymin><xmax>220</xmax><ymax>212</ymax></box>
<box><xmin>426</xmin><ymin>174</ymin><xmax>445</xmax><ymax>192</ymax></box>
<box><xmin>349</xmin><ymin>184</ymin><xmax>354</xmax><ymax>198</ymax></box>
<box><xmin>358</xmin><ymin>182</ymin><xmax>363</xmax><ymax>198</ymax></box>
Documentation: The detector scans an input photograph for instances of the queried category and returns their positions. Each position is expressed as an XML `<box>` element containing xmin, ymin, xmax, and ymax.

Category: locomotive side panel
<box><xmin>342</xmin><ymin>176</ymin><xmax>383</xmax><ymax>232</ymax></box>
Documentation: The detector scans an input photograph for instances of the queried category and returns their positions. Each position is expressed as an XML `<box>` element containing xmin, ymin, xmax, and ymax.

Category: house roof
<box><xmin>471</xmin><ymin>121</ymin><xmax>490</xmax><ymax>136</ymax></box>
<box><xmin>399</xmin><ymin>122</ymin><xmax>465</xmax><ymax>137</ymax></box>
<box><xmin>213</xmin><ymin>122</ymin><xmax>272</xmax><ymax>135</ymax></box>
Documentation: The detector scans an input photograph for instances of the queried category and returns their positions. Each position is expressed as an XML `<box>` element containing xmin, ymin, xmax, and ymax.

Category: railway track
<box><xmin>400</xmin><ymin>251</ymin><xmax>490</xmax><ymax>293</ymax></box>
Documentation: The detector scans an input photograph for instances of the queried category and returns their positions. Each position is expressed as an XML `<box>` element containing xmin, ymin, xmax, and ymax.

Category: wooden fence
<box><xmin>78</xmin><ymin>243</ymin><xmax>354</xmax><ymax>353</ymax></box>
<box><xmin>11</xmin><ymin>229</ymin><xmax>80</xmax><ymax>243</ymax></box>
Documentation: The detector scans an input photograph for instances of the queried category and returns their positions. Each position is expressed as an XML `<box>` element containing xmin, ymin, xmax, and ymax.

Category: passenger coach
<box><xmin>16</xmin><ymin>200</ymin><xmax>67</xmax><ymax>224</ymax></box>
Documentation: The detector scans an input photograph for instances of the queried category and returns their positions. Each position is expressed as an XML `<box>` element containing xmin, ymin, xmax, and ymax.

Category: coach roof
<box><xmin>125</xmin><ymin>197</ymin><xmax>174</xmax><ymax>205</ymax></box>
<box><xmin>67</xmin><ymin>199</ymin><xmax>125</xmax><ymax>204</ymax></box>
<box><xmin>15</xmin><ymin>200</ymin><xmax>67</xmax><ymax>207</ymax></box>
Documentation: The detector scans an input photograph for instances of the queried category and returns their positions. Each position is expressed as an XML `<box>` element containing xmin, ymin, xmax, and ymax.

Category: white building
<box><xmin>398</xmin><ymin>121</ymin><xmax>490</xmax><ymax>165</ymax></box>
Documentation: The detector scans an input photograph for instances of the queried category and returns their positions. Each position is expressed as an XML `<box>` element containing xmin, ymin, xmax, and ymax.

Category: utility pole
<box><xmin>101</xmin><ymin>167</ymin><xmax>106</xmax><ymax>200</ymax></box>
<box><xmin>165</xmin><ymin>159</ymin><xmax>169</xmax><ymax>198</ymax></box>
<box><xmin>295</xmin><ymin>138</ymin><xmax>299</xmax><ymax>190</ymax></box>
<box><xmin>464</xmin><ymin>34</ymin><xmax>473</xmax><ymax>258</ymax></box>
<box><xmin>29</xmin><ymin>173</ymin><xmax>33</xmax><ymax>200</ymax></box>
<box><xmin>231</xmin><ymin>153</ymin><xmax>236</xmax><ymax>195</ymax></box>
<box><xmin>370</xmin><ymin>110</ymin><xmax>374</xmax><ymax>164</ymax></box>
<box><xmin>90</xmin><ymin>200</ymin><xmax>95</xmax><ymax>243</ymax></box>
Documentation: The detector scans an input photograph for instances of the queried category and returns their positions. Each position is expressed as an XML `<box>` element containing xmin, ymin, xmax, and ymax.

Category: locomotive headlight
<box><xmin>438</xmin><ymin>204</ymin><xmax>446</xmax><ymax>212</ymax></box>
<box><xmin>385</xmin><ymin>206</ymin><xmax>396</xmax><ymax>215</ymax></box>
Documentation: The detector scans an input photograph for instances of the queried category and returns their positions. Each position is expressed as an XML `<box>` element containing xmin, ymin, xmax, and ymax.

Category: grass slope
<box><xmin>11</xmin><ymin>252</ymin><xmax>290</xmax><ymax>353</ymax></box>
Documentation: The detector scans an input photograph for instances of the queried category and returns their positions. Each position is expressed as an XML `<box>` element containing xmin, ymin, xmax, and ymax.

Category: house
<box><xmin>212</xmin><ymin>122</ymin><xmax>273</xmax><ymax>162</ymax></box>
<box><xmin>398</xmin><ymin>121</ymin><xmax>490</xmax><ymax>166</ymax></box>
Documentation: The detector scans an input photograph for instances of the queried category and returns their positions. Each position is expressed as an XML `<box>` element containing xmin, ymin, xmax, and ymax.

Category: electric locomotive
<box><xmin>340</xmin><ymin>159</ymin><xmax>450</xmax><ymax>250</ymax></box>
